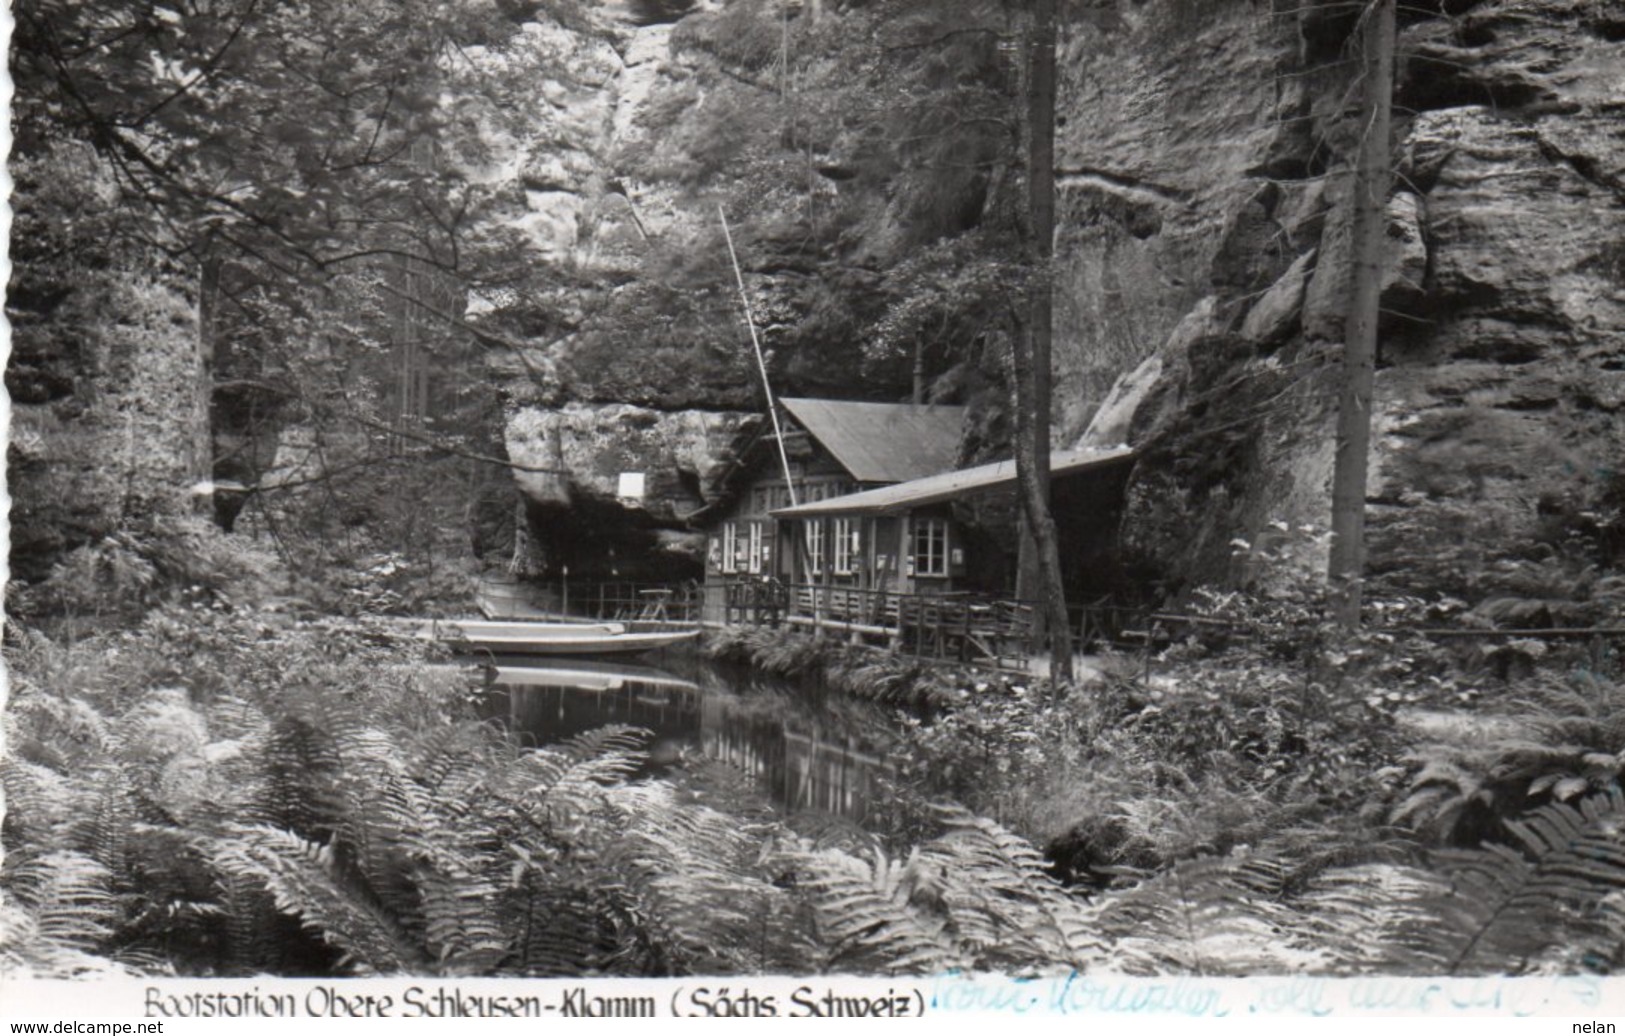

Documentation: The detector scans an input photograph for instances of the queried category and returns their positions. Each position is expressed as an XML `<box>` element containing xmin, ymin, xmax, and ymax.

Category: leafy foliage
<box><xmin>705</xmin><ymin>625</ymin><xmax>956</xmax><ymax>706</ymax></box>
<box><xmin>10</xmin><ymin>0</ymin><xmax>557</xmax><ymax>590</ymax></box>
<box><xmin>1387</xmin><ymin>787</ymin><xmax>1625</xmax><ymax>974</ymax></box>
<box><xmin>11</xmin><ymin>568</ymin><xmax>1625</xmax><ymax>980</ymax></box>
<box><xmin>782</xmin><ymin>808</ymin><xmax>1104</xmax><ymax>974</ymax></box>
<box><xmin>2</xmin><ymin>608</ymin><xmax>820</xmax><ymax>977</ymax></box>
<box><xmin>13</xmin><ymin>0</ymin><xmax>528</xmax><ymax>276</ymax></box>
<box><xmin>1394</xmin><ymin>669</ymin><xmax>1625</xmax><ymax>845</ymax></box>
<box><xmin>1371</xmin><ymin>490</ymin><xmax>1625</xmax><ymax>627</ymax></box>
<box><xmin>20</xmin><ymin>513</ymin><xmax>275</xmax><ymax>623</ymax></box>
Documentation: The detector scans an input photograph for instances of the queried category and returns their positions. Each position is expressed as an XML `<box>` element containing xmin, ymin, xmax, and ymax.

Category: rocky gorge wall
<box><xmin>504</xmin><ymin>403</ymin><xmax>756</xmax><ymax>576</ymax></box>
<box><xmin>7</xmin><ymin>143</ymin><xmax>211</xmax><ymax>584</ymax></box>
<box><xmin>458</xmin><ymin>1</ymin><xmax>930</xmax><ymax>578</ymax></box>
<box><xmin>474</xmin><ymin>0</ymin><xmax>1621</xmax><ymax>601</ymax></box>
<box><xmin>448</xmin><ymin>4</ymin><xmax>761</xmax><ymax>576</ymax></box>
<box><xmin>8</xmin><ymin>1</ymin><xmax>1616</xmax><ymax>608</ymax></box>
<box><xmin>1066</xmin><ymin>0</ymin><xmax>1625</xmax><ymax>607</ymax></box>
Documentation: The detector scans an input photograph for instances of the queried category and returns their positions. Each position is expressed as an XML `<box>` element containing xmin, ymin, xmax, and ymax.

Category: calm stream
<box><xmin>472</xmin><ymin>653</ymin><xmax>900</xmax><ymax>826</ymax></box>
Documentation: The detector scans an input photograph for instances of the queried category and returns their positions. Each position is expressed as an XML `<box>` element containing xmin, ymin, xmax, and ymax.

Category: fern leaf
<box><xmin>417</xmin><ymin>868</ymin><xmax>511</xmax><ymax>974</ymax></box>
<box><xmin>923</xmin><ymin>810</ymin><xmax>1106</xmax><ymax>969</ymax></box>
<box><xmin>1390</xmin><ymin>788</ymin><xmax>1625</xmax><ymax>973</ymax></box>
<box><xmin>555</xmin><ymin>725</ymin><xmax>652</xmax><ymax>768</ymax></box>
<box><xmin>0</xmin><ymin>901</ymin><xmax>131</xmax><ymax>979</ymax></box>
<box><xmin>1287</xmin><ymin>862</ymin><xmax>1447</xmax><ymax>973</ymax></box>
<box><xmin>206</xmin><ymin>823</ymin><xmax>427</xmax><ymax>975</ymax></box>
<box><xmin>6</xmin><ymin>851</ymin><xmax>119</xmax><ymax>954</ymax></box>
<box><xmin>1096</xmin><ymin>853</ymin><xmax>1314</xmax><ymax>975</ymax></box>
<box><xmin>1</xmin><ymin>759</ymin><xmax>79</xmax><ymax>844</ymax></box>
<box><xmin>785</xmin><ymin>843</ymin><xmax>963</xmax><ymax>974</ymax></box>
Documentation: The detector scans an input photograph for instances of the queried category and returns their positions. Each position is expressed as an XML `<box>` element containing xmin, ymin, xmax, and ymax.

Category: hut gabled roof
<box><xmin>778</xmin><ymin>398</ymin><xmax>964</xmax><ymax>484</ymax></box>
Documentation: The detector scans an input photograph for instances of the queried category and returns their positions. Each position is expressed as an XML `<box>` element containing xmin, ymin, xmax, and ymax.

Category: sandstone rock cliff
<box><xmin>468</xmin><ymin>0</ymin><xmax>1622</xmax><ymax>598</ymax></box>
<box><xmin>1075</xmin><ymin>0</ymin><xmax>1624</xmax><ymax>604</ymax></box>
<box><xmin>24</xmin><ymin>0</ymin><xmax>1608</xmax><ymax>603</ymax></box>
<box><xmin>7</xmin><ymin>144</ymin><xmax>211</xmax><ymax>583</ymax></box>
<box><xmin>460</xmin><ymin>2</ymin><xmax>920</xmax><ymax>576</ymax></box>
<box><xmin>504</xmin><ymin>403</ymin><xmax>754</xmax><ymax>575</ymax></box>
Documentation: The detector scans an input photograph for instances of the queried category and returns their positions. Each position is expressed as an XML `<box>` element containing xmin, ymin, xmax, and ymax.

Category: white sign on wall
<box><xmin>617</xmin><ymin>472</ymin><xmax>646</xmax><ymax>500</ymax></box>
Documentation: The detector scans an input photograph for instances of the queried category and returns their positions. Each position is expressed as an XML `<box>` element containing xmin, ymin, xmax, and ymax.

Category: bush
<box><xmin>1</xmin><ymin>608</ymin><xmax>813</xmax><ymax>977</ymax></box>
<box><xmin>18</xmin><ymin>513</ymin><xmax>276</xmax><ymax>623</ymax></box>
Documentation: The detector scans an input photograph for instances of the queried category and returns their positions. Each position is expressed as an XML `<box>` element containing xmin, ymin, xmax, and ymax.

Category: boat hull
<box><xmin>415</xmin><ymin>619</ymin><xmax>701</xmax><ymax>656</ymax></box>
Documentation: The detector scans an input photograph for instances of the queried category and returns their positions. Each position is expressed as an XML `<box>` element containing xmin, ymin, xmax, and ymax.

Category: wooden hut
<box><xmin>770</xmin><ymin>446</ymin><xmax>1137</xmax><ymax>602</ymax></box>
<box><xmin>693</xmin><ymin>398</ymin><xmax>965</xmax><ymax>620</ymax></box>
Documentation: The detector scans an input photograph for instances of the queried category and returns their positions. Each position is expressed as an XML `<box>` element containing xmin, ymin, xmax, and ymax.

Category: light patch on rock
<box><xmin>1302</xmin><ymin>192</ymin><xmax>1428</xmax><ymax>342</ymax></box>
<box><xmin>517</xmin><ymin>191</ymin><xmax>585</xmax><ymax>257</ymax></box>
<box><xmin>613</xmin><ymin>26</ymin><xmax>674</xmax><ymax>144</ymax></box>
<box><xmin>1079</xmin><ymin>352</ymin><xmax>1162</xmax><ymax>449</ymax></box>
<box><xmin>1240</xmin><ymin>248</ymin><xmax>1316</xmax><ymax>346</ymax></box>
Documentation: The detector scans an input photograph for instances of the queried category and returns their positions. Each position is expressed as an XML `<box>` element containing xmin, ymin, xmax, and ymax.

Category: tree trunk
<box><xmin>1328</xmin><ymin>0</ymin><xmax>1395</xmax><ymax>629</ymax></box>
<box><xmin>1012</xmin><ymin>0</ymin><xmax>1073</xmax><ymax>681</ymax></box>
<box><xmin>198</xmin><ymin>252</ymin><xmax>222</xmax><ymax>517</ymax></box>
<box><xmin>1010</xmin><ymin>326</ymin><xmax>1072</xmax><ymax>681</ymax></box>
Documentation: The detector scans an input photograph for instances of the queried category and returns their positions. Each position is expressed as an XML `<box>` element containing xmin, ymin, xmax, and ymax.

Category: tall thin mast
<box><xmin>720</xmin><ymin>205</ymin><xmax>799</xmax><ymax>508</ymax></box>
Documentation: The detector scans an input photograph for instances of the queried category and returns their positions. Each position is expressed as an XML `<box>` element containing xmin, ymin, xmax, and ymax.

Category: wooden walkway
<box><xmin>722</xmin><ymin>580</ymin><xmax>1041</xmax><ymax>669</ymax></box>
<box><xmin>484</xmin><ymin>576</ymin><xmax>1154</xmax><ymax>672</ymax></box>
<box><xmin>711</xmin><ymin>578</ymin><xmax>1625</xmax><ymax>675</ymax></box>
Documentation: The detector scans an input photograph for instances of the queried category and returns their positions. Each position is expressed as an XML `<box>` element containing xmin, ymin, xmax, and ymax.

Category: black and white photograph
<box><xmin>4</xmin><ymin>0</ymin><xmax>1625</xmax><ymax>1016</ymax></box>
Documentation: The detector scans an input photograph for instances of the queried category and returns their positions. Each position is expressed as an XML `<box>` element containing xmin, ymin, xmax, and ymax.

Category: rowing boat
<box><xmin>413</xmin><ymin>618</ymin><xmax>701</xmax><ymax>656</ymax></box>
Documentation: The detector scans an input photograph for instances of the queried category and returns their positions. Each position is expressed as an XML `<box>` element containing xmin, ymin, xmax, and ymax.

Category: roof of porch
<box><xmin>770</xmin><ymin>446</ymin><xmax>1135</xmax><ymax>519</ymax></box>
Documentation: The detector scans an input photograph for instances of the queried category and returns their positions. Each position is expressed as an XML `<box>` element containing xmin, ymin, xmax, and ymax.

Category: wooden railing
<box><xmin>581</xmin><ymin>581</ymin><xmax>703</xmax><ymax>629</ymax></box>
<box><xmin>718</xmin><ymin>578</ymin><xmax>1625</xmax><ymax>674</ymax></box>
<box><xmin>490</xmin><ymin>579</ymin><xmax>703</xmax><ymax>630</ymax></box>
<box><xmin>720</xmin><ymin>580</ymin><xmax>1054</xmax><ymax>668</ymax></box>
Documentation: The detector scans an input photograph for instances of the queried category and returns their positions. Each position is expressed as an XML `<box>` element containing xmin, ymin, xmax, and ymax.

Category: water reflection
<box><xmin>475</xmin><ymin>656</ymin><xmax>894</xmax><ymax>824</ymax></box>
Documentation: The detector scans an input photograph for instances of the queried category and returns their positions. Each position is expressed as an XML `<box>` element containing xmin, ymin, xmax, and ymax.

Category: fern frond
<box><xmin>594</xmin><ymin>783</ymin><xmax>809</xmax><ymax>973</ymax></box>
<box><xmin>678</xmin><ymin>754</ymin><xmax>785</xmax><ymax>830</ymax></box>
<box><xmin>0</xmin><ymin>900</ymin><xmax>132</xmax><ymax>979</ymax></box>
<box><xmin>1</xmin><ymin>758</ymin><xmax>80</xmax><ymax>845</ymax></box>
<box><xmin>499</xmin><ymin>878</ymin><xmax>615</xmax><ymax>976</ymax></box>
<box><xmin>116</xmin><ymin>687</ymin><xmax>209</xmax><ymax>765</ymax></box>
<box><xmin>1286</xmin><ymin>862</ymin><xmax>1447</xmax><ymax>973</ymax></box>
<box><xmin>1389</xmin><ymin>788</ymin><xmax>1625</xmax><ymax>973</ymax></box>
<box><xmin>924</xmin><ymin>810</ymin><xmax>1106</xmax><ymax>970</ymax></box>
<box><xmin>785</xmin><ymin>841</ymin><xmax>963</xmax><ymax>974</ymax></box>
<box><xmin>206</xmin><ymin>823</ymin><xmax>427</xmax><ymax>975</ymax></box>
<box><xmin>258</xmin><ymin>710</ymin><xmax>350</xmax><ymax>839</ymax></box>
<box><xmin>416</xmin><ymin>867</ymin><xmax>511</xmax><ymax>974</ymax></box>
<box><xmin>212</xmin><ymin>868</ymin><xmax>287</xmax><ymax>975</ymax></box>
<box><xmin>407</xmin><ymin>722</ymin><xmax>501</xmax><ymax>796</ymax></box>
<box><xmin>8</xmin><ymin>693</ymin><xmax>117</xmax><ymax>767</ymax></box>
<box><xmin>75</xmin><ymin>774</ymin><xmax>138</xmax><ymax>879</ymax></box>
<box><xmin>554</xmin><ymin>724</ymin><xmax>652</xmax><ymax>768</ymax></box>
<box><xmin>1096</xmin><ymin>853</ymin><xmax>1317</xmax><ymax>975</ymax></box>
<box><xmin>5</xmin><ymin>850</ymin><xmax>120</xmax><ymax>954</ymax></box>
<box><xmin>335</xmin><ymin>769</ymin><xmax>433</xmax><ymax>938</ymax></box>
